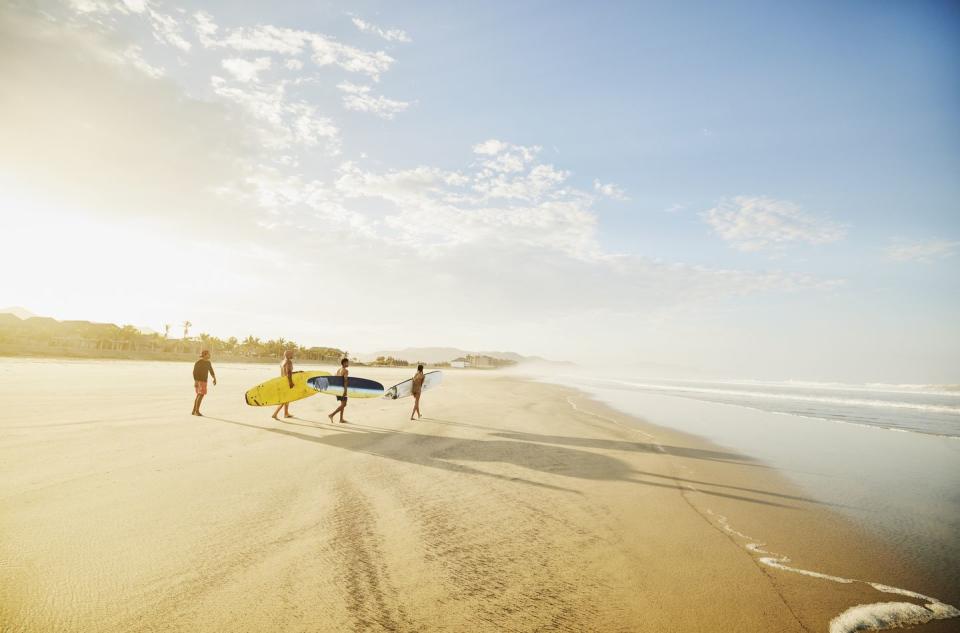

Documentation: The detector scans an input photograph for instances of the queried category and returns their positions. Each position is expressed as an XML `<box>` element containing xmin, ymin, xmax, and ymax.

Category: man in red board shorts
<box><xmin>192</xmin><ymin>350</ymin><xmax>217</xmax><ymax>416</ymax></box>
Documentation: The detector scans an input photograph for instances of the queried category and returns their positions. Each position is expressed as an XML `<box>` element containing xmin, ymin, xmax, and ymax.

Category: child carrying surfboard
<box><xmin>328</xmin><ymin>358</ymin><xmax>350</xmax><ymax>423</ymax></box>
<box><xmin>411</xmin><ymin>364</ymin><xmax>425</xmax><ymax>420</ymax></box>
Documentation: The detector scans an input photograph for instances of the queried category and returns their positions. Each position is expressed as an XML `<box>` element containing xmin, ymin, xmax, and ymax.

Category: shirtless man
<box><xmin>192</xmin><ymin>350</ymin><xmax>216</xmax><ymax>416</ymax></box>
<box><xmin>272</xmin><ymin>350</ymin><xmax>295</xmax><ymax>420</ymax></box>
<box><xmin>411</xmin><ymin>364</ymin><xmax>425</xmax><ymax>420</ymax></box>
<box><xmin>328</xmin><ymin>358</ymin><xmax>349</xmax><ymax>423</ymax></box>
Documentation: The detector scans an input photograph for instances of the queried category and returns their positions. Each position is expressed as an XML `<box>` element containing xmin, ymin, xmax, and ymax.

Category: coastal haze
<box><xmin>2</xmin><ymin>1</ymin><xmax>959</xmax><ymax>633</ymax></box>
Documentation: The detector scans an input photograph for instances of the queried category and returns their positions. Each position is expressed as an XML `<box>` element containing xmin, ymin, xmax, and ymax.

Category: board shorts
<box><xmin>195</xmin><ymin>380</ymin><xmax>208</xmax><ymax>395</ymax></box>
<box><xmin>337</xmin><ymin>395</ymin><xmax>348</xmax><ymax>402</ymax></box>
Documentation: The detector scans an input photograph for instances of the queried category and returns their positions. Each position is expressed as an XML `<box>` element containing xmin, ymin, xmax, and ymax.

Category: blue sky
<box><xmin>1</xmin><ymin>0</ymin><xmax>957</xmax><ymax>381</ymax></box>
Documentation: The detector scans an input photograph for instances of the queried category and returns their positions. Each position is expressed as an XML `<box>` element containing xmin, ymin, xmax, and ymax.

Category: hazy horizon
<box><xmin>2</xmin><ymin>1</ymin><xmax>958</xmax><ymax>384</ymax></box>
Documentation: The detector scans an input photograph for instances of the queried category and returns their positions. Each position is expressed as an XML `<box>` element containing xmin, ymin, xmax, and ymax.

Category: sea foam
<box><xmin>707</xmin><ymin>511</ymin><xmax>959</xmax><ymax>633</ymax></box>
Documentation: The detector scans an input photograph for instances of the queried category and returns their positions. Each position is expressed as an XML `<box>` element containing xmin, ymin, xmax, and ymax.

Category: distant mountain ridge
<box><xmin>358</xmin><ymin>347</ymin><xmax>568</xmax><ymax>365</ymax></box>
<box><xmin>0</xmin><ymin>306</ymin><xmax>36</xmax><ymax>320</ymax></box>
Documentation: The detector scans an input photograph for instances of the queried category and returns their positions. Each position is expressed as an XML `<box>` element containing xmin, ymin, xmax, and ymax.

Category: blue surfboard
<box><xmin>306</xmin><ymin>375</ymin><xmax>385</xmax><ymax>399</ymax></box>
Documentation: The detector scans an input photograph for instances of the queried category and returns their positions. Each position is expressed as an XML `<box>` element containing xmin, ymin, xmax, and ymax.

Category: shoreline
<box><xmin>1</xmin><ymin>359</ymin><xmax>956</xmax><ymax>632</ymax></box>
<box><xmin>559</xmin><ymin>378</ymin><xmax>960</xmax><ymax>602</ymax></box>
<box><xmin>560</xmin><ymin>386</ymin><xmax>960</xmax><ymax>632</ymax></box>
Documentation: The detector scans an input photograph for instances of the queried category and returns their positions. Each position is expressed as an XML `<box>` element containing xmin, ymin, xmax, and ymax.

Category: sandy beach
<box><xmin>1</xmin><ymin>358</ymin><xmax>956</xmax><ymax>632</ymax></box>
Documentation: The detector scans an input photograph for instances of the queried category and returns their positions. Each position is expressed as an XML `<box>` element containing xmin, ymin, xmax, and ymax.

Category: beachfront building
<box><xmin>450</xmin><ymin>357</ymin><xmax>471</xmax><ymax>369</ymax></box>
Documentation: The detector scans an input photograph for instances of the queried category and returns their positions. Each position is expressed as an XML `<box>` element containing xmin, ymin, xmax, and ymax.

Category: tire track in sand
<box><xmin>330</xmin><ymin>478</ymin><xmax>411</xmax><ymax>632</ymax></box>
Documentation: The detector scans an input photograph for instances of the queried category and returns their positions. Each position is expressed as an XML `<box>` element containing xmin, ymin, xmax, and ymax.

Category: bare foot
<box><xmin>271</xmin><ymin>414</ymin><xmax>279</xmax><ymax>420</ymax></box>
<box><xmin>328</xmin><ymin>413</ymin><xmax>335</xmax><ymax>422</ymax></box>
<box><xmin>339</xmin><ymin>419</ymin><xmax>348</xmax><ymax>424</ymax></box>
<box><xmin>195</xmin><ymin>412</ymin><xmax>203</xmax><ymax>417</ymax></box>
<box><xmin>284</xmin><ymin>414</ymin><xmax>294</xmax><ymax>418</ymax></box>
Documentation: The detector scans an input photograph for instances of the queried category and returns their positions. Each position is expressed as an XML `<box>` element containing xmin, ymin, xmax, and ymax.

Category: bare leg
<box><xmin>415</xmin><ymin>395</ymin><xmax>422</xmax><ymax>419</ymax></box>
<box><xmin>410</xmin><ymin>394</ymin><xmax>420</xmax><ymax>420</ymax></box>
<box><xmin>193</xmin><ymin>393</ymin><xmax>204</xmax><ymax>415</ymax></box>
<box><xmin>284</xmin><ymin>403</ymin><xmax>293</xmax><ymax>418</ymax></box>
<box><xmin>328</xmin><ymin>402</ymin><xmax>343</xmax><ymax>422</ymax></box>
<box><xmin>339</xmin><ymin>400</ymin><xmax>348</xmax><ymax>423</ymax></box>
<box><xmin>272</xmin><ymin>404</ymin><xmax>283</xmax><ymax>420</ymax></box>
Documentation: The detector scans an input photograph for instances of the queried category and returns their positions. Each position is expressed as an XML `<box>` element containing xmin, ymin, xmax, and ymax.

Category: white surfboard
<box><xmin>384</xmin><ymin>371</ymin><xmax>443</xmax><ymax>400</ymax></box>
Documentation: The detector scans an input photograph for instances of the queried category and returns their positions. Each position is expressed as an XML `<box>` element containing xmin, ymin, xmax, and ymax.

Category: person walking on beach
<box><xmin>272</xmin><ymin>350</ymin><xmax>295</xmax><ymax>420</ymax></box>
<box><xmin>192</xmin><ymin>350</ymin><xmax>216</xmax><ymax>416</ymax></box>
<box><xmin>411</xmin><ymin>364</ymin><xmax>425</xmax><ymax>420</ymax></box>
<box><xmin>328</xmin><ymin>358</ymin><xmax>349</xmax><ymax>423</ymax></box>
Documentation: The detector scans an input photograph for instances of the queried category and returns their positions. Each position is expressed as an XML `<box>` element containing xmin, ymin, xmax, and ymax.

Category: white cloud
<box><xmin>337</xmin><ymin>82</ymin><xmax>410</xmax><ymax>119</ymax></box>
<box><xmin>351</xmin><ymin>17</ymin><xmax>411</xmax><ymax>43</ymax></box>
<box><xmin>472</xmin><ymin>139</ymin><xmax>508</xmax><ymax>155</ymax></box>
<box><xmin>284</xmin><ymin>58</ymin><xmax>303</xmax><ymax>70</ymax></box>
<box><xmin>703</xmin><ymin>196</ymin><xmax>847</xmax><ymax>252</ymax></box>
<box><xmin>886</xmin><ymin>239</ymin><xmax>960</xmax><ymax>263</ymax></box>
<box><xmin>67</xmin><ymin>0</ymin><xmax>114</xmax><ymax>14</ymax></box>
<box><xmin>118</xmin><ymin>44</ymin><xmax>165</xmax><ymax>78</ymax></box>
<box><xmin>593</xmin><ymin>179</ymin><xmax>628</xmax><ymax>200</ymax></box>
<box><xmin>472</xmin><ymin>139</ymin><xmax>541</xmax><ymax>173</ymax></box>
<box><xmin>310</xmin><ymin>36</ymin><xmax>393</xmax><ymax>80</ymax></box>
<box><xmin>221</xmin><ymin>56</ymin><xmax>272</xmax><ymax>83</ymax></box>
<box><xmin>474</xmin><ymin>163</ymin><xmax>570</xmax><ymax>201</ymax></box>
<box><xmin>210</xmin><ymin>76</ymin><xmax>339</xmax><ymax>152</ymax></box>
<box><xmin>146</xmin><ymin>8</ymin><xmax>191</xmax><ymax>51</ymax></box>
<box><xmin>192</xmin><ymin>17</ymin><xmax>394</xmax><ymax>80</ymax></box>
<box><xmin>193</xmin><ymin>11</ymin><xmax>219</xmax><ymax>47</ymax></box>
<box><xmin>120</xmin><ymin>0</ymin><xmax>148</xmax><ymax>14</ymax></box>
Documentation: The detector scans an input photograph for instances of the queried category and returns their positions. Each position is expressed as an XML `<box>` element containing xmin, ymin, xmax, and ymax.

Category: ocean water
<box><xmin>577</xmin><ymin>378</ymin><xmax>960</xmax><ymax>438</ymax></box>
<box><xmin>537</xmin><ymin>373</ymin><xmax>960</xmax><ymax>606</ymax></box>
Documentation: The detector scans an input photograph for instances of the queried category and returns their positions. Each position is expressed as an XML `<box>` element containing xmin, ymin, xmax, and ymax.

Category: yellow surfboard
<box><xmin>244</xmin><ymin>371</ymin><xmax>331</xmax><ymax>406</ymax></box>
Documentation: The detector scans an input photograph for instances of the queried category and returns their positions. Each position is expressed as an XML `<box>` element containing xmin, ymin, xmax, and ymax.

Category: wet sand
<box><xmin>0</xmin><ymin>359</ymin><xmax>956</xmax><ymax>632</ymax></box>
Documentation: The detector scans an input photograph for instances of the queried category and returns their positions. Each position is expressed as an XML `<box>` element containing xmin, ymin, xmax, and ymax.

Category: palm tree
<box><xmin>182</xmin><ymin>321</ymin><xmax>192</xmax><ymax>340</ymax></box>
<box><xmin>242</xmin><ymin>335</ymin><xmax>261</xmax><ymax>357</ymax></box>
<box><xmin>120</xmin><ymin>325</ymin><xmax>140</xmax><ymax>352</ymax></box>
<box><xmin>163</xmin><ymin>323</ymin><xmax>171</xmax><ymax>339</ymax></box>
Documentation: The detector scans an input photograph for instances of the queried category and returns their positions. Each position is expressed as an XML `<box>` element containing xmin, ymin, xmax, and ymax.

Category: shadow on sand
<box><xmin>202</xmin><ymin>415</ymin><xmax>831</xmax><ymax>509</ymax></box>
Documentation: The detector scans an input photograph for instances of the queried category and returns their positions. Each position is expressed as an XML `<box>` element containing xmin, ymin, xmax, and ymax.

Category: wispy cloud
<box><xmin>221</xmin><ymin>57</ymin><xmax>272</xmax><ymax>83</ymax></box>
<box><xmin>210</xmin><ymin>76</ymin><xmax>339</xmax><ymax>152</ymax></box>
<box><xmin>351</xmin><ymin>17</ymin><xmax>411</xmax><ymax>43</ymax></box>
<box><xmin>337</xmin><ymin>82</ymin><xmax>411</xmax><ymax>119</ymax></box>
<box><xmin>112</xmin><ymin>44</ymin><xmax>165</xmax><ymax>78</ymax></box>
<box><xmin>886</xmin><ymin>239</ymin><xmax>960</xmax><ymax>263</ymax></box>
<box><xmin>703</xmin><ymin>196</ymin><xmax>847</xmax><ymax>252</ymax></box>
<box><xmin>193</xmin><ymin>16</ymin><xmax>394</xmax><ymax>80</ymax></box>
<box><xmin>593</xmin><ymin>179</ymin><xmax>628</xmax><ymax>200</ymax></box>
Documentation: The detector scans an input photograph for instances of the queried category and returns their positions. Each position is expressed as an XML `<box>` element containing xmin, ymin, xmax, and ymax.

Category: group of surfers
<box><xmin>189</xmin><ymin>350</ymin><xmax>425</xmax><ymax>422</ymax></box>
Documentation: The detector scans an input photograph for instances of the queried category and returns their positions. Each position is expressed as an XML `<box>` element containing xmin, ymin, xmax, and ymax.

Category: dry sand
<box><xmin>0</xmin><ymin>359</ymin><xmax>955</xmax><ymax>632</ymax></box>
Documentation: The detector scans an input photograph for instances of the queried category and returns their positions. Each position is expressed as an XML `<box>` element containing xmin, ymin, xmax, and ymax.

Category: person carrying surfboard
<box><xmin>272</xmin><ymin>350</ymin><xmax>296</xmax><ymax>420</ymax></box>
<box><xmin>191</xmin><ymin>350</ymin><xmax>216</xmax><ymax>416</ymax></box>
<box><xmin>328</xmin><ymin>358</ymin><xmax>349</xmax><ymax>423</ymax></box>
<box><xmin>411</xmin><ymin>364</ymin><xmax>425</xmax><ymax>420</ymax></box>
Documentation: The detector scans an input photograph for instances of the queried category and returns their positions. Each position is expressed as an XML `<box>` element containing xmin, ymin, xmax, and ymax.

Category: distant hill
<box><xmin>358</xmin><ymin>347</ymin><xmax>569</xmax><ymax>365</ymax></box>
<box><xmin>0</xmin><ymin>306</ymin><xmax>36</xmax><ymax>320</ymax></box>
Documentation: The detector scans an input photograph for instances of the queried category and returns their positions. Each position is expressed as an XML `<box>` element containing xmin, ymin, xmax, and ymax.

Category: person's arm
<box><xmin>343</xmin><ymin>369</ymin><xmax>349</xmax><ymax>395</ymax></box>
<box><xmin>210</xmin><ymin>363</ymin><xmax>217</xmax><ymax>386</ymax></box>
<box><xmin>286</xmin><ymin>361</ymin><xmax>294</xmax><ymax>389</ymax></box>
